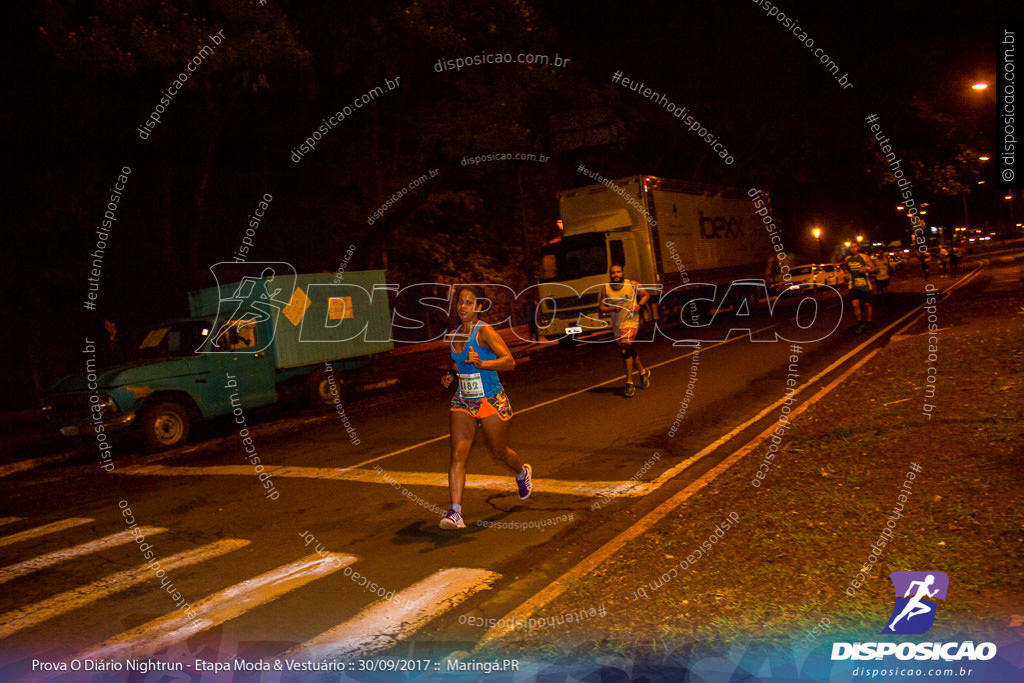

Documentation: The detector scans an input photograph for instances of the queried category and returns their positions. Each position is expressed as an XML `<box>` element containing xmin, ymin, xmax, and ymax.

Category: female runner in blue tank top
<box><xmin>438</xmin><ymin>286</ymin><xmax>532</xmax><ymax>529</ymax></box>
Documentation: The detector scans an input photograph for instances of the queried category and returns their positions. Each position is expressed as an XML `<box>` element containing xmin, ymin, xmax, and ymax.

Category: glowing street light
<box><xmin>972</xmin><ymin>82</ymin><xmax>988</xmax><ymax>90</ymax></box>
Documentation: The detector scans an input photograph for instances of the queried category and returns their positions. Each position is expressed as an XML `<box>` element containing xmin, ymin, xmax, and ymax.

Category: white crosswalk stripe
<box><xmin>0</xmin><ymin>527</ymin><xmax>166</xmax><ymax>585</ymax></box>
<box><xmin>76</xmin><ymin>553</ymin><xmax>357</xmax><ymax>661</ymax></box>
<box><xmin>3</xmin><ymin>519</ymin><xmax>504</xmax><ymax>664</ymax></box>
<box><xmin>281</xmin><ymin>568</ymin><xmax>500</xmax><ymax>661</ymax></box>
<box><xmin>0</xmin><ymin>538</ymin><xmax>249</xmax><ymax>639</ymax></box>
<box><xmin>0</xmin><ymin>518</ymin><xmax>94</xmax><ymax>549</ymax></box>
<box><xmin>118</xmin><ymin>464</ymin><xmax>654</xmax><ymax>498</ymax></box>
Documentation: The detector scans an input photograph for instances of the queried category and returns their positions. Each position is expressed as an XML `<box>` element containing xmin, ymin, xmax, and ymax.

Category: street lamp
<box><xmin>972</xmin><ymin>82</ymin><xmax>989</xmax><ymax>90</ymax></box>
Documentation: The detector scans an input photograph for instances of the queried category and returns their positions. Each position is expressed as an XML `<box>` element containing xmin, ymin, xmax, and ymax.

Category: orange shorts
<box><xmin>450</xmin><ymin>390</ymin><xmax>513</xmax><ymax>421</ymax></box>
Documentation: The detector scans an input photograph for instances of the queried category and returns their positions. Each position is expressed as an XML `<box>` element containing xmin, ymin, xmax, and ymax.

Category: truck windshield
<box><xmin>540</xmin><ymin>233</ymin><xmax>608</xmax><ymax>282</ymax></box>
<box><xmin>137</xmin><ymin>321</ymin><xmax>211</xmax><ymax>359</ymax></box>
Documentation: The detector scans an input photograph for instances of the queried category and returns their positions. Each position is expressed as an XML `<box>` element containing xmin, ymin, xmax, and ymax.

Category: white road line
<box><xmin>335</xmin><ymin>331</ymin><xmax>762</xmax><ymax>474</ymax></box>
<box><xmin>0</xmin><ymin>518</ymin><xmax>94</xmax><ymax>549</ymax></box>
<box><xmin>281</xmin><ymin>568</ymin><xmax>500</xmax><ymax>661</ymax></box>
<box><xmin>0</xmin><ymin>539</ymin><xmax>249</xmax><ymax>639</ymax></box>
<box><xmin>0</xmin><ymin>453</ymin><xmax>76</xmax><ymax>479</ymax></box>
<box><xmin>115</xmin><ymin>465</ymin><xmax>655</xmax><ymax>498</ymax></box>
<box><xmin>0</xmin><ymin>518</ymin><xmax>23</xmax><ymax>527</ymax></box>
<box><xmin>478</xmin><ymin>349</ymin><xmax>882</xmax><ymax>647</ymax></box>
<box><xmin>77</xmin><ymin>553</ymin><xmax>355</xmax><ymax>661</ymax></box>
<box><xmin>0</xmin><ymin>527</ymin><xmax>166</xmax><ymax>585</ymax></box>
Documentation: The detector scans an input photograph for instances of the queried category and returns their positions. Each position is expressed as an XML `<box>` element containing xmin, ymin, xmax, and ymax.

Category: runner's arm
<box><xmin>634</xmin><ymin>281</ymin><xmax>650</xmax><ymax>308</ymax></box>
<box><xmin>598</xmin><ymin>285</ymin><xmax>614</xmax><ymax>313</ymax></box>
<box><xmin>469</xmin><ymin>323</ymin><xmax>515</xmax><ymax>371</ymax></box>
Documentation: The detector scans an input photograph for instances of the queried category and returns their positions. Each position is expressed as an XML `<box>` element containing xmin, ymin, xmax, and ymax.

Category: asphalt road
<box><xmin>0</xmin><ymin>262</ymin><xmax>993</xmax><ymax>677</ymax></box>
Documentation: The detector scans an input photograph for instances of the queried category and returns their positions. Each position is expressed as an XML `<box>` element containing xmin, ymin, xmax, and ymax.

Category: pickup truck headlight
<box><xmin>94</xmin><ymin>394</ymin><xmax>120</xmax><ymax>417</ymax></box>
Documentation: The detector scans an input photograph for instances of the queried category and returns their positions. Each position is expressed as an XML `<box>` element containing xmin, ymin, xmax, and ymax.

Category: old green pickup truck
<box><xmin>43</xmin><ymin>270</ymin><xmax>393</xmax><ymax>452</ymax></box>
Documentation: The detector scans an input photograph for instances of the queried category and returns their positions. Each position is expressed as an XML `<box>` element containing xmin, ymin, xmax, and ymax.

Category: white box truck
<box><xmin>536</xmin><ymin>175</ymin><xmax>774</xmax><ymax>339</ymax></box>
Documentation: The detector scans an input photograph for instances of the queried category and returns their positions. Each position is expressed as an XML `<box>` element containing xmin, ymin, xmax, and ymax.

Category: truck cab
<box><xmin>537</xmin><ymin>230</ymin><xmax>643</xmax><ymax>338</ymax></box>
<box><xmin>42</xmin><ymin>317</ymin><xmax>279</xmax><ymax>452</ymax></box>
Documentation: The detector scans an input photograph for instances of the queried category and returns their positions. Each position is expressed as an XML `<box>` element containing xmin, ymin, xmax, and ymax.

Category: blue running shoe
<box><xmin>640</xmin><ymin>369</ymin><xmax>651</xmax><ymax>389</ymax></box>
<box><xmin>624</xmin><ymin>383</ymin><xmax>636</xmax><ymax>398</ymax></box>
<box><xmin>517</xmin><ymin>464</ymin><xmax>533</xmax><ymax>500</ymax></box>
<box><xmin>440</xmin><ymin>509</ymin><xmax>465</xmax><ymax>529</ymax></box>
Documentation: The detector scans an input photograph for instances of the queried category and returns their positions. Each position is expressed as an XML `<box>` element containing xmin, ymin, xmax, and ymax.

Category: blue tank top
<box><xmin>450</xmin><ymin>321</ymin><xmax>503</xmax><ymax>398</ymax></box>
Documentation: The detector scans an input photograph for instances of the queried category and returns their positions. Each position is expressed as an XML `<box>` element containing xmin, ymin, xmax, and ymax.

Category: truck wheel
<box><xmin>308</xmin><ymin>366</ymin><xmax>346</xmax><ymax>408</ymax></box>
<box><xmin>138</xmin><ymin>401</ymin><xmax>190</xmax><ymax>452</ymax></box>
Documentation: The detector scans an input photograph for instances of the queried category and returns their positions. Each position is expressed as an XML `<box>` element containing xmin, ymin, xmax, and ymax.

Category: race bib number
<box><xmin>458</xmin><ymin>373</ymin><xmax>485</xmax><ymax>398</ymax></box>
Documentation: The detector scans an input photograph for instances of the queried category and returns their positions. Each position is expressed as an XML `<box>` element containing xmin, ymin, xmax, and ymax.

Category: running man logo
<box><xmin>197</xmin><ymin>262</ymin><xmax>296</xmax><ymax>354</ymax></box>
<box><xmin>881</xmin><ymin>571</ymin><xmax>949</xmax><ymax>635</ymax></box>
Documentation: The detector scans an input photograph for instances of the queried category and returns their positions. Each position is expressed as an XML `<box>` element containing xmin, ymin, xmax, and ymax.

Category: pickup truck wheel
<box><xmin>138</xmin><ymin>401</ymin><xmax>190</xmax><ymax>452</ymax></box>
<box><xmin>309</xmin><ymin>367</ymin><xmax>346</xmax><ymax>408</ymax></box>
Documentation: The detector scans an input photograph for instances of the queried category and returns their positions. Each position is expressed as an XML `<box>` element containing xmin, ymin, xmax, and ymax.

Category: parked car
<box><xmin>886</xmin><ymin>252</ymin><xmax>905</xmax><ymax>271</ymax></box>
<box><xmin>817</xmin><ymin>263</ymin><xmax>848</xmax><ymax>286</ymax></box>
<box><xmin>785</xmin><ymin>264</ymin><xmax>821</xmax><ymax>290</ymax></box>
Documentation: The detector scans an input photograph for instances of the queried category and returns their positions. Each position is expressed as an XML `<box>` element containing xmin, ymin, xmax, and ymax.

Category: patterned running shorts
<box><xmin>450</xmin><ymin>390</ymin><xmax>513</xmax><ymax>421</ymax></box>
